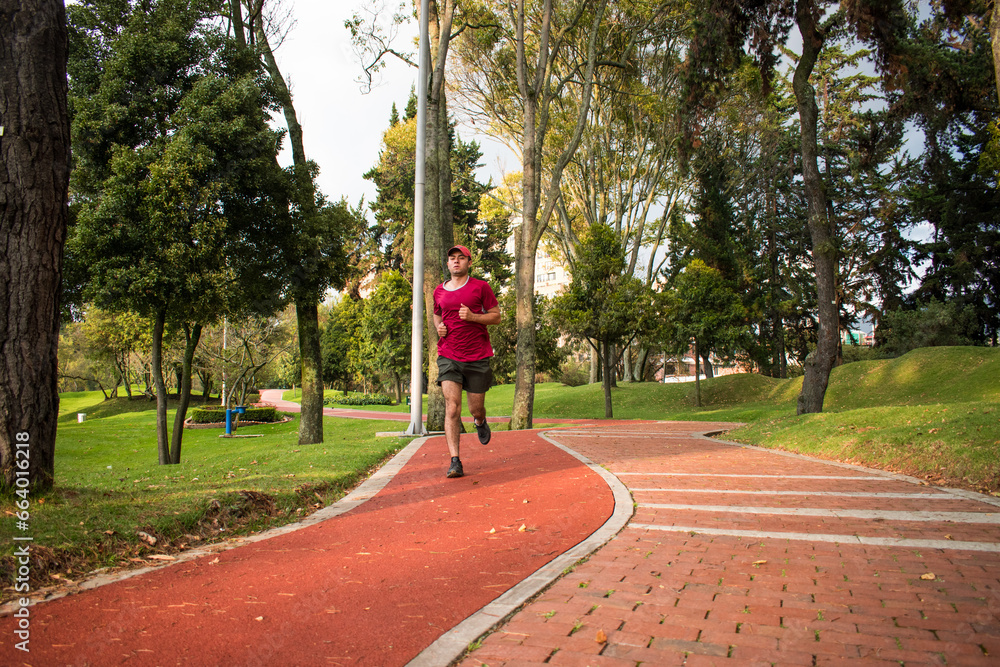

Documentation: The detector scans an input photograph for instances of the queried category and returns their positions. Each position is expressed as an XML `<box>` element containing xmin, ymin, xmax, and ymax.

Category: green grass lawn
<box><xmin>1</xmin><ymin>394</ymin><xmax>408</xmax><ymax>600</ymax></box>
<box><xmin>4</xmin><ymin>346</ymin><xmax>997</xmax><ymax>600</ymax></box>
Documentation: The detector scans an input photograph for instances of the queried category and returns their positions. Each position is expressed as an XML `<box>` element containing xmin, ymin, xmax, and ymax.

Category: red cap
<box><xmin>447</xmin><ymin>245</ymin><xmax>472</xmax><ymax>258</ymax></box>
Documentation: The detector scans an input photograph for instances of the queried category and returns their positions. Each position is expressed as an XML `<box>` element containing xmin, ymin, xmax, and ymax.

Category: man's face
<box><xmin>448</xmin><ymin>251</ymin><xmax>470</xmax><ymax>276</ymax></box>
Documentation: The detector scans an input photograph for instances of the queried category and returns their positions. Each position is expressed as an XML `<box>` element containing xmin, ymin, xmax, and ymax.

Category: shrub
<box><xmin>324</xmin><ymin>392</ymin><xmax>394</xmax><ymax>406</ymax></box>
<box><xmin>876</xmin><ymin>299</ymin><xmax>977</xmax><ymax>357</ymax></box>
<box><xmin>559</xmin><ymin>358</ymin><xmax>590</xmax><ymax>387</ymax></box>
<box><xmin>841</xmin><ymin>345</ymin><xmax>882</xmax><ymax>364</ymax></box>
<box><xmin>188</xmin><ymin>406</ymin><xmax>279</xmax><ymax>424</ymax></box>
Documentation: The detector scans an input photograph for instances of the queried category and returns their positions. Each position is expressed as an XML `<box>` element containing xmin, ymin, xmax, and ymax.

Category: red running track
<box><xmin>1</xmin><ymin>429</ymin><xmax>613</xmax><ymax>666</ymax></box>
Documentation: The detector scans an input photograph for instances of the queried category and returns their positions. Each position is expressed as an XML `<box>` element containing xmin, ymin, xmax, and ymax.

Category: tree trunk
<box><xmin>420</xmin><ymin>0</ymin><xmax>456</xmax><ymax>433</ymax></box>
<box><xmin>510</xmin><ymin>0</ymin><xmax>606</xmax><ymax>428</ymax></box>
<box><xmin>766</xmin><ymin>196</ymin><xmax>787</xmax><ymax>379</ymax></box>
<box><xmin>794</xmin><ymin>0</ymin><xmax>838</xmax><ymax>415</ymax></box>
<box><xmin>992</xmin><ymin>1</ymin><xmax>1000</xmax><ymax>110</ymax></box>
<box><xmin>693</xmin><ymin>339</ymin><xmax>702</xmax><ymax>408</ymax></box>
<box><xmin>0</xmin><ymin>0</ymin><xmax>69</xmax><ymax>490</ymax></box>
<box><xmin>151</xmin><ymin>310</ymin><xmax>171</xmax><ymax>464</ymax></box>
<box><xmin>601</xmin><ymin>339</ymin><xmax>614</xmax><ymax>418</ymax></box>
<box><xmin>422</xmin><ymin>71</ymin><xmax>446</xmax><ymax>431</ymax></box>
<box><xmin>296</xmin><ymin>299</ymin><xmax>324</xmax><ymax>444</ymax></box>
<box><xmin>252</xmin><ymin>11</ymin><xmax>328</xmax><ymax>441</ymax></box>
<box><xmin>121</xmin><ymin>365</ymin><xmax>133</xmax><ymax>398</ymax></box>
<box><xmin>633</xmin><ymin>345</ymin><xmax>650</xmax><ymax>382</ymax></box>
<box><xmin>589</xmin><ymin>346</ymin><xmax>599</xmax><ymax>384</ymax></box>
<box><xmin>169</xmin><ymin>323</ymin><xmax>202</xmax><ymax>464</ymax></box>
<box><xmin>701</xmin><ymin>352</ymin><xmax>714</xmax><ymax>379</ymax></box>
<box><xmin>511</xmin><ymin>209</ymin><xmax>538</xmax><ymax>430</ymax></box>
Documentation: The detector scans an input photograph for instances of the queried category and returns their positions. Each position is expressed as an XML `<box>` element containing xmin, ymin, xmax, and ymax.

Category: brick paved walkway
<box><xmin>460</xmin><ymin>422</ymin><xmax>1000</xmax><ymax>667</ymax></box>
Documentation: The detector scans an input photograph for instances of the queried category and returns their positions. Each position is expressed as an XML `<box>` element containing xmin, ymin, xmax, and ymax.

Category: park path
<box><xmin>459</xmin><ymin>423</ymin><xmax>1000</xmax><ymax>666</ymax></box>
<box><xmin>5</xmin><ymin>409</ymin><xmax>999</xmax><ymax>665</ymax></box>
<box><xmin>1</xmin><ymin>425</ymin><xmax>618</xmax><ymax>665</ymax></box>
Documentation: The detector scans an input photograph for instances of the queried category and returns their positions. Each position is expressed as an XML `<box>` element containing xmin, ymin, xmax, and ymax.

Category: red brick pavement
<box><xmin>460</xmin><ymin>423</ymin><xmax>1000</xmax><ymax>667</ymax></box>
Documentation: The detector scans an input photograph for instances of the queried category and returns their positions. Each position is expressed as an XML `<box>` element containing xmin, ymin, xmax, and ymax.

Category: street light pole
<box><xmin>405</xmin><ymin>0</ymin><xmax>430</xmax><ymax>436</ymax></box>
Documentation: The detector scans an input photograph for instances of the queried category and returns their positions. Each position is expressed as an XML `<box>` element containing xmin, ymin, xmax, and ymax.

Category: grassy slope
<box><xmin>507</xmin><ymin>347</ymin><xmax>999</xmax><ymax>493</ymax></box>
<box><xmin>727</xmin><ymin>348</ymin><xmax>999</xmax><ymax>492</ymax></box>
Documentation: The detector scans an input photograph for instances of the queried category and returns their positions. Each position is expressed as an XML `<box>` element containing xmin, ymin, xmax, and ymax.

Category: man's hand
<box><xmin>458</xmin><ymin>303</ymin><xmax>473</xmax><ymax>321</ymax></box>
<box><xmin>436</xmin><ymin>321</ymin><xmax>448</xmax><ymax>337</ymax></box>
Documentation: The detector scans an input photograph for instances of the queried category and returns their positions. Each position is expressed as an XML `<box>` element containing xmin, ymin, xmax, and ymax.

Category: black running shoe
<box><xmin>475</xmin><ymin>419</ymin><xmax>491</xmax><ymax>445</ymax></box>
<box><xmin>447</xmin><ymin>457</ymin><xmax>464</xmax><ymax>478</ymax></box>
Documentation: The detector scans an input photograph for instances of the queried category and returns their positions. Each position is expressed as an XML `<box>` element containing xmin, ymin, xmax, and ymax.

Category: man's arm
<box><xmin>458</xmin><ymin>304</ymin><xmax>501</xmax><ymax>326</ymax></box>
<box><xmin>434</xmin><ymin>312</ymin><xmax>447</xmax><ymax>337</ymax></box>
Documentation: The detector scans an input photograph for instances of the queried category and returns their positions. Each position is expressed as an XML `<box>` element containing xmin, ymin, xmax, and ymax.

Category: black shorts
<box><xmin>436</xmin><ymin>356</ymin><xmax>494</xmax><ymax>394</ymax></box>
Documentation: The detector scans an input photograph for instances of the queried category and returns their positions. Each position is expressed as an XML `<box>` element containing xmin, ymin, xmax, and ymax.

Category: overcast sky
<box><xmin>271</xmin><ymin>1</ymin><xmax>513</xmax><ymax>208</ymax></box>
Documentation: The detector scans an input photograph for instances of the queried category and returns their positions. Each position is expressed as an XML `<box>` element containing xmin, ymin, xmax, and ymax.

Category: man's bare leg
<box><xmin>442</xmin><ymin>380</ymin><xmax>464</xmax><ymax>459</ymax></box>
<box><xmin>467</xmin><ymin>391</ymin><xmax>490</xmax><ymax>444</ymax></box>
<box><xmin>466</xmin><ymin>391</ymin><xmax>486</xmax><ymax>426</ymax></box>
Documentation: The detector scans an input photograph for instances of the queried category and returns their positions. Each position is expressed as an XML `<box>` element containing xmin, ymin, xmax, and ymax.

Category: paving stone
<box><xmin>459</xmin><ymin>423</ymin><xmax>1000</xmax><ymax>667</ymax></box>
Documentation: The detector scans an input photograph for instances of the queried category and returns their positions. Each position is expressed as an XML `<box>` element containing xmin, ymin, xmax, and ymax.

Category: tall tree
<box><xmin>69</xmin><ymin>0</ymin><xmax>286</xmax><ymax>464</ymax></box>
<box><xmin>679</xmin><ymin>0</ymin><xmax>907</xmax><ymax>414</ymax></box>
<box><xmin>0</xmin><ymin>0</ymin><xmax>71</xmax><ymax>490</ymax></box>
<box><xmin>893</xmin><ymin>4</ymin><xmax>1000</xmax><ymax>345</ymax></box>
<box><xmin>347</xmin><ymin>0</ymin><xmax>465</xmax><ymax>431</ymax></box>
<box><xmin>551</xmin><ymin>224</ymin><xmax>654</xmax><ymax>418</ymax></box>
<box><xmin>661</xmin><ymin>259</ymin><xmax>748</xmax><ymax>407</ymax></box>
<box><xmin>361</xmin><ymin>97</ymin><xmax>509</xmax><ymax>288</ymax></box>
<box><xmin>228</xmin><ymin>0</ymin><xmax>342</xmax><ymax>445</ymax></box>
<box><xmin>357</xmin><ymin>270</ymin><xmax>413</xmax><ymax>403</ymax></box>
<box><xmin>454</xmin><ymin>0</ymin><xmax>609</xmax><ymax>428</ymax></box>
<box><xmin>552</xmin><ymin>3</ymin><xmax>689</xmax><ymax>382</ymax></box>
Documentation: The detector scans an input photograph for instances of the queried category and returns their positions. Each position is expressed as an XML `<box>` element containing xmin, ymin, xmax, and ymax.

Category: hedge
<box><xmin>324</xmin><ymin>393</ymin><xmax>394</xmax><ymax>407</ymax></box>
<box><xmin>188</xmin><ymin>406</ymin><xmax>279</xmax><ymax>424</ymax></box>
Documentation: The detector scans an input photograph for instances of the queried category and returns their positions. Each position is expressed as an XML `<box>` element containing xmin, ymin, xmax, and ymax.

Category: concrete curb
<box><xmin>407</xmin><ymin>429</ymin><xmax>635</xmax><ymax>667</ymax></box>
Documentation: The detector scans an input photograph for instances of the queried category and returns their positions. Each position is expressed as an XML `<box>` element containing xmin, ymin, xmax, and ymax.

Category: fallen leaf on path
<box><xmin>148</xmin><ymin>555</ymin><xmax>175</xmax><ymax>561</ymax></box>
<box><xmin>255</xmin><ymin>616</ymin><xmax>264</xmax><ymax>621</ymax></box>
<box><xmin>519</xmin><ymin>524</ymin><xmax>526</xmax><ymax>532</ymax></box>
<box><xmin>489</xmin><ymin>527</ymin><xmax>496</xmax><ymax>534</ymax></box>
<box><xmin>208</xmin><ymin>557</ymin><xmax>220</xmax><ymax>565</ymax></box>
<box><xmin>920</xmin><ymin>573</ymin><xmax>936</xmax><ymax>580</ymax></box>
<box><xmin>753</xmin><ymin>560</ymin><xmax>767</xmax><ymax>566</ymax></box>
<box><xmin>596</xmin><ymin>629</ymin><xmax>607</xmax><ymax>643</ymax></box>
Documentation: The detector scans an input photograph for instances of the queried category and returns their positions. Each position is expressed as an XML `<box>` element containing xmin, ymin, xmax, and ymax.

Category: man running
<box><xmin>433</xmin><ymin>245</ymin><xmax>501</xmax><ymax>478</ymax></box>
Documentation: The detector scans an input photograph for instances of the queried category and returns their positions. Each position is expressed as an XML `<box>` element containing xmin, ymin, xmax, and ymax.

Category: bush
<box><xmin>188</xmin><ymin>406</ymin><xmax>279</xmax><ymax>424</ymax></box>
<box><xmin>877</xmin><ymin>300</ymin><xmax>977</xmax><ymax>357</ymax></box>
<box><xmin>841</xmin><ymin>345</ymin><xmax>882</xmax><ymax>364</ymax></box>
<box><xmin>324</xmin><ymin>392</ymin><xmax>394</xmax><ymax>406</ymax></box>
<box><xmin>559</xmin><ymin>358</ymin><xmax>590</xmax><ymax>387</ymax></box>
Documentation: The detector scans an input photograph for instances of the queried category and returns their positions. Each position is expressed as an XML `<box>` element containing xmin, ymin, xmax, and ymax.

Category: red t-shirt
<box><xmin>433</xmin><ymin>277</ymin><xmax>499</xmax><ymax>362</ymax></box>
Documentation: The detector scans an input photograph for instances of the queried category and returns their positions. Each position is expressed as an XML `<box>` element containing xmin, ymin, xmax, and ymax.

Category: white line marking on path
<box><xmin>632</xmin><ymin>489</ymin><xmax>952</xmax><ymax>498</ymax></box>
<box><xmin>549</xmin><ymin>431</ymin><xmax>703</xmax><ymax>438</ymax></box>
<box><xmin>617</xmin><ymin>473</ymin><xmax>892</xmax><ymax>480</ymax></box>
<box><xmin>640</xmin><ymin>503</ymin><xmax>1000</xmax><ymax>523</ymax></box>
<box><xmin>629</xmin><ymin>524</ymin><xmax>1000</xmax><ymax>552</ymax></box>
